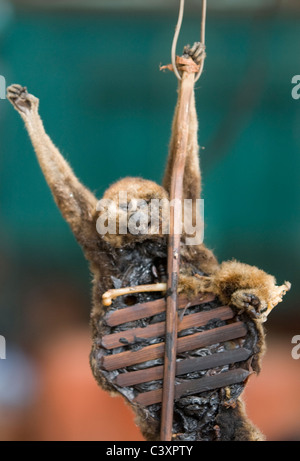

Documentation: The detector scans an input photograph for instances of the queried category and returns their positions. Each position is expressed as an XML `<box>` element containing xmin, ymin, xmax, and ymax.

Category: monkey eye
<box><xmin>128</xmin><ymin>199</ymin><xmax>148</xmax><ymax>212</ymax></box>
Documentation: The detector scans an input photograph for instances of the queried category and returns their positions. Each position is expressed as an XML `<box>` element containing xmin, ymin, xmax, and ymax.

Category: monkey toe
<box><xmin>231</xmin><ymin>291</ymin><xmax>263</xmax><ymax>318</ymax></box>
<box><xmin>243</xmin><ymin>294</ymin><xmax>261</xmax><ymax>309</ymax></box>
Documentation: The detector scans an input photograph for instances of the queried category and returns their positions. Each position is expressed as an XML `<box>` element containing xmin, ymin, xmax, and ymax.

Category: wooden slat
<box><xmin>104</xmin><ymin>293</ymin><xmax>216</xmax><ymax>327</ymax></box>
<box><xmin>102</xmin><ymin>305</ymin><xmax>234</xmax><ymax>349</ymax></box>
<box><xmin>134</xmin><ymin>368</ymin><xmax>250</xmax><ymax>406</ymax></box>
<box><xmin>115</xmin><ymin>347</ymin><xmax>251</xmax><ymax>387</ymax></box>
<box><xmin>101</xmin><ymin>322</ymin><xmax>247</xmax><ymax>371</ymax></box>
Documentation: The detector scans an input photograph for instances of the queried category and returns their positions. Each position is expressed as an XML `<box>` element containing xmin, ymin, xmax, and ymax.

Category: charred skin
<box><xmin>89</xmin><ymin>238</ymin><xmax>264</xmax><ymax>442</ymax></box>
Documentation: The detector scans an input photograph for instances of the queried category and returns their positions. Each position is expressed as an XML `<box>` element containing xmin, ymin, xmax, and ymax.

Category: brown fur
<box><xmin>7</xmin><ymin>83</ymin><xmax>290</xmax><ymax>441</ymax></box>
<box><xmin>216</xmin><ymin>400</ymin><xmax>266</xmax><ymax>441</ymax></box>
<box><xmin>163</xmin><ymin>87</ymin><xmax>201</xmax><ymax>203</ymax></box>
<box><xmin>178</xmin><ymin>260</ymin><xmax>290</xmax><ymax>320</ymax></box>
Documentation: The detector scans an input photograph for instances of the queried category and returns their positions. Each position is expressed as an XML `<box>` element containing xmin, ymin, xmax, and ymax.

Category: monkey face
<box><xmin>97</xmin><ymin>177</ymin><xmax>170</xmax><ymax>247</ymax></box>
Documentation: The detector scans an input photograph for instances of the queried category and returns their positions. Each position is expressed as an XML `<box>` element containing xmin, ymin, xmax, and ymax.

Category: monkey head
<box><xmin>96</xmin><ymin>177</ymin><xmax>170</xmax><ymax>248</ymax></box>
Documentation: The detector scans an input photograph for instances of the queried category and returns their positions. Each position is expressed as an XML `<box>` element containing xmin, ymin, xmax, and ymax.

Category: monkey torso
<box><xmin>88</xmin><ymin>237</ymin><xmax>264</xmax><ymax>442</ymax></box>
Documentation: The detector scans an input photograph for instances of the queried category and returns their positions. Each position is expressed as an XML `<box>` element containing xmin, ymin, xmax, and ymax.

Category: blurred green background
<box><xmin>0</xmin><ymin>0</ymin><xmax>299</xmax><ymax>441</ymax></box>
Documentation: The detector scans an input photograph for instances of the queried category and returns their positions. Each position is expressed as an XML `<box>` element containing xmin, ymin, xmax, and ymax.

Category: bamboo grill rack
<box><xmin>101</xmin><ymin>293</ymin><xmax>251</xmax><ymax>434</ymax></box>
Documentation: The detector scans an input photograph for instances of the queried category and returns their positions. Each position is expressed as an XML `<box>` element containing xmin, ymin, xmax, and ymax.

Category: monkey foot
<box><xmin>231</xmin><ymin>281</ymin><xmax>291</xmax><ymax>322</ymax></box>
<box><xmin>7</xmin><ymin>84</ymin><xmax>38</xmax><ymax>115</ymax></box>
<box><xmin>231</xmin><ymin>291</ymin><xmax>262</xmax><ymax>318</ymax></box>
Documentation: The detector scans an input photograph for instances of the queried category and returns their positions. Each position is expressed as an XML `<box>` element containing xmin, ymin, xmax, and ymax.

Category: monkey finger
<box><xmin>7</xmin><ymin>83</ymin><xmax>24</xmax><ymax>95</ymax></box>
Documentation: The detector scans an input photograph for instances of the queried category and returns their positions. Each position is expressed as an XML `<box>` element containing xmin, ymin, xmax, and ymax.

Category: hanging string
<box><xmin>171</xmin><ymin>0</ymin><xmax>185</xmax><ymax>80</ymax></box>
<box><xmin>171</xmin><ymin>0</ymin><xmax>207</xmax><ymax>81</ymax></box>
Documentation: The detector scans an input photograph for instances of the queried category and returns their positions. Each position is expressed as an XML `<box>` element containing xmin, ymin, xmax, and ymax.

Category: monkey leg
<box><xmin>178</xmin><ymin>273</ymin><xmax>213</xmax><ymax>297</ymax></box>
<box><xmin>178</xmin><ymin>261</ymin><xmax>291</xmax><ymax>322</ymax></box>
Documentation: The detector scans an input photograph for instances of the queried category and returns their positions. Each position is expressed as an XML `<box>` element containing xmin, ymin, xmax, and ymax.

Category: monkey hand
<box><xmin>7</xmin><ymin>84</ymin><xmax>39</xmax><ymax>117</ymax></box>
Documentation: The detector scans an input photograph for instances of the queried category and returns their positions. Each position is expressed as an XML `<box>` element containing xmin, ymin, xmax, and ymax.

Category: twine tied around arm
<box><xmin>160</xmin><ymin>41</ymin><xmax>206</xmax><ymax>76</ymax></box>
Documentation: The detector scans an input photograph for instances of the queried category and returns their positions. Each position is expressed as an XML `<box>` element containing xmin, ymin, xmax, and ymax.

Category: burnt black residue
<box><xmin>90</xmin><ymin>239</ymin><xmax>260</xmax><ymax>441</ymax></box>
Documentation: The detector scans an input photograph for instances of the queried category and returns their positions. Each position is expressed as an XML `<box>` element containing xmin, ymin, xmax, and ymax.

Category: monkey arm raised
<box><xmin>163</xmin><ymin>86</ymin><xmax>201</xmax><ymax>203</ymax></box>
<box><xmin>7</xmin><ymin>84</ymin><xmax>98</xmax><ymax>247</ymax></box>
